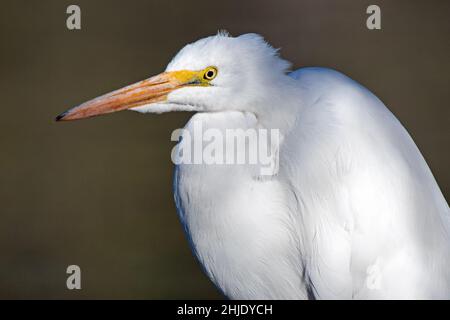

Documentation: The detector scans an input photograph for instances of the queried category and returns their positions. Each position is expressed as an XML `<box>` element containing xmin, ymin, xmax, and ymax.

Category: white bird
<box><xmin>56</xmin><ymin>32</ymin><xmax>450</xmax><ymax>299</ymax></box>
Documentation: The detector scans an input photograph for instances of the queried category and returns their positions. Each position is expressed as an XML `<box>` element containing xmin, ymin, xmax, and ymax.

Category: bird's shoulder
<box><xmin>289</xmin><ymin>66</ymin><xmax>346</xmax><ymax>81</ymax></box>
<box><xmin>289</xmin><ymin>67</ymin><xmax>375</xmax><ymax>103</ymax></box>
<box><xmin>289</xmin><ymin>67</ymin><xmax>356</xmax><ymax>87</ymax></box>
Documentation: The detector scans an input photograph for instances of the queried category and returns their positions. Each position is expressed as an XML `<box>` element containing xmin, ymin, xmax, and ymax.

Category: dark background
<box><xmin>0</xmin><ymin>0</ymin><xmax>448</xmax><ymax>299</ymax></box>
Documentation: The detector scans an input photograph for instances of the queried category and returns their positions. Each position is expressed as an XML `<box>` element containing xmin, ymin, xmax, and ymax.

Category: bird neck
<box><xmin>253</xmin><ymin>75</ymin><xmax>302</xmax><ymax>135</ymax></box>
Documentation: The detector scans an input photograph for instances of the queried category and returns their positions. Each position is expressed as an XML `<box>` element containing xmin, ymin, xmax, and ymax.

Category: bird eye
<box><xmin>203</xmin><ymin>67</ymin><xmax>217</xmax><ymax>81</ymax></box>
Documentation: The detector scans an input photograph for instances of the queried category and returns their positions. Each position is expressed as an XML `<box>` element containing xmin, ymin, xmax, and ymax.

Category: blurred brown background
<box><xmin>0</xmin><ymin>0</ymin><xmax>448</xmax><ymax>299</ymax></box>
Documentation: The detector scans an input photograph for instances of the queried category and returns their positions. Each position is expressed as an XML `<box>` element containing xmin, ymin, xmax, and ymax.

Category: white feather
<box><xmin>148</xmin><ymin>34</ymin><xmax>449</xmax><ymax>299</ymax></box>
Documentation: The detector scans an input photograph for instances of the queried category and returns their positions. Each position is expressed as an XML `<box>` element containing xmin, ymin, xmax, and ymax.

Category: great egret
<box><xmin>56</xmin><ymin>33</ymin><xmax>450</xmax><ymax>299</ymax></box>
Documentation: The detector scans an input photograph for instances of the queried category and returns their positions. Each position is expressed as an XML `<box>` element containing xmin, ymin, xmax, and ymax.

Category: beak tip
<box><xmin>55</xmin><ymin>111</ymin><xmax>68</xmax><ymax>122</ymax></box>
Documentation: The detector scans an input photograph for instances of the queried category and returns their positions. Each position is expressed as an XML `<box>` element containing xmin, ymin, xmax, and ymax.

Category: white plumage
<box><xmin>170</xmin><ymin>34</ymin><xmax>450</xmax><ymax>299</ymax></box>
<box><xmin>58</xmin><ymin>33</ymin><xmax>450</xmax><ymax>299</ymax></box>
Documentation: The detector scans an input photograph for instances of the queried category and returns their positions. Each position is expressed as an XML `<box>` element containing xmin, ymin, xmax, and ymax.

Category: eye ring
<box><xmin>203</xmin><ymin>67</ymin><xmax>218</xmax><ymax>81</ymax></box>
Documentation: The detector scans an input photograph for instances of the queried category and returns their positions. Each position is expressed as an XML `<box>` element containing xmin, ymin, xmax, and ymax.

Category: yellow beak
<box><xmin>56</xmin><ymin>70</ymin><xmax>201</xmax><ymax>121</ymax></box>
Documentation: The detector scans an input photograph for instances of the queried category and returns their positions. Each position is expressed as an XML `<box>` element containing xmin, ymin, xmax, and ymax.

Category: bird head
<box><xmin>56</xmin><ymin>32</ymin><xmax>292</xmax><ymax>121</ymax></box>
